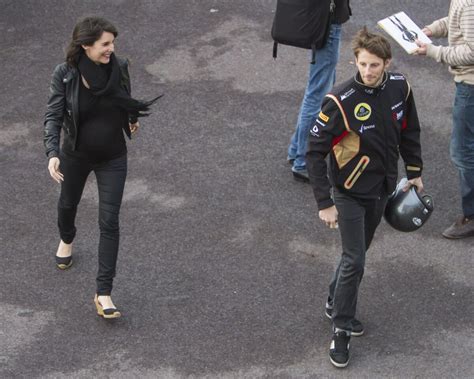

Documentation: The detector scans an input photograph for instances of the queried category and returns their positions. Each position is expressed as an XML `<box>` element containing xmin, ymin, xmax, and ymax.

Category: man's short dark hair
<box><xmin>352</xmin><ymin>27</ymin><xmax>392</xmax><ymax>61</ymax></box>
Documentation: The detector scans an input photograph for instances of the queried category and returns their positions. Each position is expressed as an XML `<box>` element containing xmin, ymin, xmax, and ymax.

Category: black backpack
<box><xmin>271</xmin><ymin>0</ymin><xmax>335</xmax><ymax>64</ymax></box>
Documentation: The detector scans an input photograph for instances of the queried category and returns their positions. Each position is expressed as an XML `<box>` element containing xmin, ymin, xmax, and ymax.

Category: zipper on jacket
<box><xmin>376</xmin><ymin>92</ymin><xmax>389</xmax><ymax>188</ymax></box>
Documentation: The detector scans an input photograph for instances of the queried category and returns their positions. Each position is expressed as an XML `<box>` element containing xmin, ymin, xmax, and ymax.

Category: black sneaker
<box><xmin>291</xmin><ymin>168</ymin><xmax>310</xmax><ymax>182</ymax></box>
<box><xmin>329</xmin><ymin>331</ymin><xmax>350</xmax><ymax>368</ymax></box>
<box><xmin>325</xmin><ymin>304</ymin><xmax>364</xmax><ymax>337</ymax></box>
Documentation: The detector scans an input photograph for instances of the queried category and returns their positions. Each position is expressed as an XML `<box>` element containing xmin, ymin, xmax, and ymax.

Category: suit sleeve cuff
<box><xmin>406</xmin><ymin>165</ymin><xmax>422</xmax><ymax>180</ymax></box>
<box><xmin>47</xmin><ymin>150</ymin><xmax>59</xmax><ymax>159</ymax></box>
<box><xmin>317</xmin><ymin>198</ymin><xmax>335</xmax><ymax>211</ymax></box>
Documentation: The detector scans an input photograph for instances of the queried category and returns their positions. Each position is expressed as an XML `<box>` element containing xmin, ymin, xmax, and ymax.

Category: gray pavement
<box><xmin>0</xmin><ymin>0</ymin><xmax>473</xmax><ymax>378</ymax></box>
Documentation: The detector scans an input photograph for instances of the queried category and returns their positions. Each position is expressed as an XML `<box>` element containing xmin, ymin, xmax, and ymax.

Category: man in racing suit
<box><xmin>306</xmin><ymin>28</ymin><xmax>424</xmax><ymax>368</ymax></box>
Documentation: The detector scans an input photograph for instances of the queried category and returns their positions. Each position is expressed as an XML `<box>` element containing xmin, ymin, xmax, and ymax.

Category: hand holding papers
<box><xmin>378</xmin><ymin>12</ymin><xmax>432</xmax><ymax>54</ymax></box>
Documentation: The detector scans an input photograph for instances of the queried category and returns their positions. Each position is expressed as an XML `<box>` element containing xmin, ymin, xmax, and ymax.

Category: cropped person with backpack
<box><xmin>283</xmin><ymin>0</ymin><xmax>351</xmax><ymax>182</ymax></box>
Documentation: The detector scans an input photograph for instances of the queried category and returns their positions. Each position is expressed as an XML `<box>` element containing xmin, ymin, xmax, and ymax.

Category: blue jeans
<box><xmin>288</xmin><ymin>24</ymin><xmax>342</xmax><ymax>171</ymax></box>
<box><xmin>451</xmin><ymin>82</ymin><xmax>474</xmax><ymax>218</ymax></box>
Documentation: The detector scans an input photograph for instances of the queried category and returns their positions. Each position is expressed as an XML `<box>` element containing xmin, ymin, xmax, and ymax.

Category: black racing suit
<box><xmin>306</xmin><ymin>72</ymin><xmax>423</xmax><ymax>333</ymax></box>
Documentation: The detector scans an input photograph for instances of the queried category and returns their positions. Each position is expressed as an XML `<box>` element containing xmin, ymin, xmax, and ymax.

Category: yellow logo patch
<box><xmin>354</xmin><ymin>103</ymin><xmax>372</xmax><ymax>121</ymax></box>
<box><xmin>319</xmin><ymin>111</ymin><xmax>329</xmax><ymax>122</ymax></box>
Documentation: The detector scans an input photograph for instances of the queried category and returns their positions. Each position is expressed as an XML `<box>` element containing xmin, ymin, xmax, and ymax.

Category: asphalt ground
<box><xmin>0</xmin><ymin>0</ymin><xmax>472</xmax><ymax>378</ymax></box>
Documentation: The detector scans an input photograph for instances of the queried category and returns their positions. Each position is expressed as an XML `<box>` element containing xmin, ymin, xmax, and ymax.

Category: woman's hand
<box><xmin>422</xmin><ymin>27</ymin><xmax>433</xmax><ymax>37</ymax></box>
<box><xmin>48</xmin><ymin>157</ymin><xmax>64</xmax><ymax>183</ymax></box>
<box><xmin>319</xmin><ymin>205</ymin><xmax>339</xmax><ymax>229</ymax></box>
<box><xmin>130</xmin><ymin>121</ymin><xmax>140</xmax><ymax>134</ymax></box>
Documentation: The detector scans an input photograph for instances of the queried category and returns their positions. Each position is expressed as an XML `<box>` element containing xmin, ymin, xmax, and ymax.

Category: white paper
<box><xmin>378</xmin><ymin>12</ymin><xmax>432</xmax><ymax>54</ymax></box>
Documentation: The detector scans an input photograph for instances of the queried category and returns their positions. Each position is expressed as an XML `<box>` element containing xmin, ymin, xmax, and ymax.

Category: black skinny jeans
<box><xmin>57</xmin><ymin>152</ymin><xmax>127</xmax><ymax>296</ymax></box>
<box><xmin>328</xmin><ymin>189</ymin><xmax>388</xmax><ymax>333</ymax></box>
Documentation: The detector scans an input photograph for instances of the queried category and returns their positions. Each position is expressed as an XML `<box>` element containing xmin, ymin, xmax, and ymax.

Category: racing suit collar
<box><xmin>354</xmin><ymin>71</ymin><xmax>388</xmax><ymax>96</ymax></box>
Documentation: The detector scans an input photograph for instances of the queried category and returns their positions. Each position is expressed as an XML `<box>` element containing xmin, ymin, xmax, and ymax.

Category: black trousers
<box><xmin>328</xmin><ymin>189</ymin><xmax>388</xmax><ymax>333</ymax></box>
<box><xmin>57</xmin><ymin>152</ymin><xmax>127</xmax><ymax>295</ymax></box>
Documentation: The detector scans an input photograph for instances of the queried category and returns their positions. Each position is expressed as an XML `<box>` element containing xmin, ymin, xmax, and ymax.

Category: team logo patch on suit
<box><xmin>354</xmin><ymin>103</ymin><xmax>372</xmax><ymax>121</ymax></box>
<box><xmin>358</xmin><ymin>124</ymin><xmax>375</xmax><ymax>134</ymax></box>
<box><xmin>340</xmin><ymin>88</ymin><xmax>355</xmax><ymax>100</ymax></box>
<box><xmin>319</xmin><ymin>111</ymin><xmax>329</xmax><ymax>122</ymax></box>
<box><xmin>390</xmin><ymin>74</ymin><xmax>405</xmax><ymax>80</ymax></box>
<box><xmin>391</xmin><ymin>101</ymin><xmax>403</xmax><ymax>110</ymax></box>
<box><xmin>316</xmin><ymin>119</ymin><xmax>326</xmax><ymax>127</ymax></box>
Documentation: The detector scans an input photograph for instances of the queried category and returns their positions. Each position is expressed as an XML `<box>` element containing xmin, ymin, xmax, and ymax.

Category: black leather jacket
<box><xmin>43</xmin><ymin>57</ymin><xmax>137</xmax><ymax>158</ymax></box>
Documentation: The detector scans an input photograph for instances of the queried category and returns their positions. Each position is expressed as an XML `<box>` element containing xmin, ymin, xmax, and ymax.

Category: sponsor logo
<box><xmin>310</xmin><ymin>124</ymin><xmax>320</xmax><ymax>137</ymax></box>
<box><xmin>364</xmin><ymin>88</ymin><xmax>374</xmax><ymax>95</ymax></box>
<box><xmin>390</xmin><ymin>74</ymin><xmax>405</xmax><ymax>81</ymax></box>
<box><xmin>358</xmin><ymin>124</ymin><xmax>375</xmax><ymax>133</ymax></box>
<box><xmin>354</xmin><ymin>103</ymin><xmax>372</xmax><ymax>121</ymax></box>
<box><xmin>316</xmin><ymin>119</ymin><xmax>326</xmax><ymax>127</ymax></box>
<box><xmin>319</xmin><ymin>111</ymin><xmax>329</xmax><ymax>122</ymax></box>
<box><xmin>412</xmin><ymin>217</ymin><xmax>422</xmax><ymax>227</ymax></box>
<box><xmin>340</xmin><ymin>88</ymin><xmax>355</xmax><ymax>100</ymax></box>
<box><xmin>391</xmin><ymin>101</ymin><xmax>403</xmax><ymax>110</ymax></box>
<box><xmin>392</xmin><ymin>110</ymin><xmax>404</xmax><ymax>121</ymax></box>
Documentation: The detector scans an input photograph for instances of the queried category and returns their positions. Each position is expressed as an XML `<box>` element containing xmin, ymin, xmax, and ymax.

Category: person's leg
<box><xmin>327</xmin><ymin>263</ymin><xmax>340</xmax><ymax>311</ymax></box>
<box><xmin>328</xmin><ymin>191</ymin><xmax>366</xmax><ymax>368</ymax></box>
<box><xmin>57</xmin><ymin>153</ymin><xmax>91</xmax><ymax>246</ymax></box>
<box><xmin>328</xmin><ymin>193</ymin><xmax>386</xmax><ymax>306</ymax></box>
<box><xmin>94</xmin><ymin>154</ymin><xmax>127</xmax><ymax>296</ymax></box>
<box><xmin>451</xmin><ymin>83</ymin><xmax>474</xmax><ymax>217</ymax></box>
<box><xmin>287</xmin><ymin>131</ymin><xmax>298</xmax><ymax>163</ymax></box>
<box><xmin>327</xmin><ymin>261</ymin><xmax>367</xmax><ymax>336</ymax></box>
<box><xmin>444</xmin><ymin>82</ymin><xmax>474</xmax><ymax>237</ymax></box>
<box><xmin>331</xmin><ymin>191</ymin><xmax>366</xmax><ymax>334</ymax></box>
<box><xmin>363</xmin><ymin>194</ymin><xmax>388</xmax><ymax>250</ymax></box>
<box><xmin>459</xmin><ymin>170</ymin><xmax>474</xmax><ymax>218</ymax></box>
<box><xmin>289</xmin><ymin>24</ymin><xmax>342</xmax><ymax>172</ymax></box>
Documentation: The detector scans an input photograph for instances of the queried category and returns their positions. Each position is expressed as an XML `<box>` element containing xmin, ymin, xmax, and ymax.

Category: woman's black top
<box><xmin>65</xmin><ymin>78</ymin><xmax>128</xmax><ymax>162</ymax></box>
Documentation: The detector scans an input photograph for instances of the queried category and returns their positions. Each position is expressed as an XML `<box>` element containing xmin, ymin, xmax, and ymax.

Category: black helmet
<box><xmin>384</xmin><ymin>178</ymin><xmax>434</xmax><ymax>232</ymax></box>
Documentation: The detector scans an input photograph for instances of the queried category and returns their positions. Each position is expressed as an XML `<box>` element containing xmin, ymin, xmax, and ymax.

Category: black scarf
<box><xmin>77</xmin><ymin>52</ymin><xmax>161</xmax><ymax>118</ymax></box>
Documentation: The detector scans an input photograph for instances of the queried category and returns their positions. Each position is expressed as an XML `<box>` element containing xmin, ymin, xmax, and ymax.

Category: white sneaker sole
<box><xmin>330</xmin><ymin>356</ymin><xmax>349</xmax><ymax>368</ymax></box>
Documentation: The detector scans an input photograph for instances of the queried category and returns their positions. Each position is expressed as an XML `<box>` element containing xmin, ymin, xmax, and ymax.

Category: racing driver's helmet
<box><xmin>384</xmin><ymin>178</ymin><xmax>434</xmax><ymax>232</ymax></box>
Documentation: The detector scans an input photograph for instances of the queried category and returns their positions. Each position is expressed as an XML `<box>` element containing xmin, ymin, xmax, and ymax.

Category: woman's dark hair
<box><xmin>352</xmin><ymin>26</ymin><xmax>392</xmax><ymax>61</ymax></box>
<box><xmin>66</xmin><ymin>17</ymin><xmax>118</xmax><ymax>67</ymax></box>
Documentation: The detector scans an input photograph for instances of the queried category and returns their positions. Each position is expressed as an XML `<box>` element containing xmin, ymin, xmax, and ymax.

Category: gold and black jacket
<box><xmin>306</xmin><ymin>72</ymin><xmax>423</xmax><ymax>210</ymax></box>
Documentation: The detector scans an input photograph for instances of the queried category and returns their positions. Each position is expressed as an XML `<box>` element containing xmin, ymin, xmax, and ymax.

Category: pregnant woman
<box><xmin>44</xmin><ymin>17</ymin><xmax>159</xmax><ymax>319</ymax></box>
